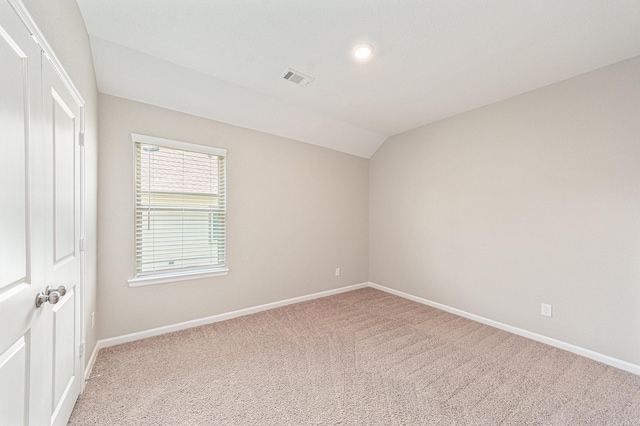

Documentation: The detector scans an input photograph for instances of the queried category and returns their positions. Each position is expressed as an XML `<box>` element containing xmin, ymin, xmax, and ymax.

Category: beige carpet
<box><xmin>70</xmin><ymin>288</ymin><xmax>640</xmax><ymax>425</ymax></box>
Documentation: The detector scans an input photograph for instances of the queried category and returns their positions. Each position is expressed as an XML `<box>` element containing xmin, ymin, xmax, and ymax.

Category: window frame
<box><xmin>127</xmin><ymin>133</ymin><xmax>228</xmax><ymax>287</ymax></box>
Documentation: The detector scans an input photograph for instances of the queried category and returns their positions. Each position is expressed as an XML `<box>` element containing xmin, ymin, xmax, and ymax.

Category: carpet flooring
<box><xmin>69</xmin><ymin>288</ymin><xmax>640</xmax><ymax>425</ymax></box>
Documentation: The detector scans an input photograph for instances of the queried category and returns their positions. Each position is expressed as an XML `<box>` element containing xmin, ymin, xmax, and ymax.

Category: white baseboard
<box><xmin>82</xmin><ymin>341</ymin><xmax>100</xmax><ymax>392</ymax></box>
<box><xmin>91</xmin><ymin>281</ymin><xmax>638</xmax><ymax>377</ymax></box>
<box><xmin>368</xmin><ymin>282</ymin><xmax>640</xmax><ymax>376</ymax></box>
<box><xmin>97</xmin><ymin>282</ymin><xmax>368</xmax><ymax>349</ymax></box>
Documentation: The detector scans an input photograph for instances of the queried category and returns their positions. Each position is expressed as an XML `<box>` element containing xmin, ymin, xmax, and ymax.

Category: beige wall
<box><xmin>24</xmin><ymin>0</ymin><xmax>99</xmax><ymax>367</ymax></box>
<box><xmin>23</xmin><ymin>0</ymin><xmax>639</xmax><ymax>368</ymax></box>
<box><xmin>370</xmin><ymin>56</ymin><xmax>640</xmax><ymax>365</ymax></box>
<box><xmin>97</xmin><ymin>94</ymin><xmax>369</xmax><ymax>339</ymax></box>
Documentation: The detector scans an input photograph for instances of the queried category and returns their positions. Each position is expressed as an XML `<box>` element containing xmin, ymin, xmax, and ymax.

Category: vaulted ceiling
<box><xmin>76</xmin><ymin>0</ymin><xmax>640</xmax><ymax>158</ymax></box>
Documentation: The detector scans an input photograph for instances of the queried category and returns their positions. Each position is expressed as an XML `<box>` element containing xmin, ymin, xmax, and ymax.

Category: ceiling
<box><xmin>76</xmin><ymin>0</ymin><xmax>640</xmax><ymax>158</ymax></box>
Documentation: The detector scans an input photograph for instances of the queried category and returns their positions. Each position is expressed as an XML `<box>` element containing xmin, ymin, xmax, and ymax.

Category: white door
<box><xmin>0</xmin><ymin>1</ymin><xmax>83</xmax><ymax>424</ymax></box>
<box><xmin>41</xmin><ymin>50</ymin><xmax>83</xmax><ymax>426</ymax></box>
<box><xmin>0</xmin><ymin>2</ymin><xmax>47</xmax><ymax>424</ymax></box>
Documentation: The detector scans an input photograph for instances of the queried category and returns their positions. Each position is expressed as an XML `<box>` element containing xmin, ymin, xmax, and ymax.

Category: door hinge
<box><xmin>79</xmin><ymin>342</ymin><xmax>85</xmax><ymax>358</ymax></box>
<box><xmin>79</xmin><ymin>132</ymin><xmax>85</xmax><ymax>147</ymax></box>
<box><xmin>79</xmin><ymin>238</ymin><xmax>86</xmax><ymax>252</ymax></box>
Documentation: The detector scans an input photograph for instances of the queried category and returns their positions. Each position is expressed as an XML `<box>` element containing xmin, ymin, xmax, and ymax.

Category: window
<box><xmin>128</xmin><ymin>134</ymin><xmax>227</xmax><ymax>286</ymax></box>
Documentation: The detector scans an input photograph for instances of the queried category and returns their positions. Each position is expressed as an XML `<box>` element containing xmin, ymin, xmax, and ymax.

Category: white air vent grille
<box><xmin>282</xmin><ymin>68</ymin><xmax>314</xmax><ymax>86</ymax></box>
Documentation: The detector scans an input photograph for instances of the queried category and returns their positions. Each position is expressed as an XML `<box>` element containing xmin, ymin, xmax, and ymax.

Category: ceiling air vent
<box><xmin>282</xmin><ymin>68</ymin><xmax>315</xmax><ymax>86</ymax></box>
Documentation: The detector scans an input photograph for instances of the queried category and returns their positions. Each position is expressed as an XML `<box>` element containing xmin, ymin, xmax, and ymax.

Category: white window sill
<box><xmin>128</xmin><ymin>268</ymin><xmax>229</xmax><ymax>287</ymax></box>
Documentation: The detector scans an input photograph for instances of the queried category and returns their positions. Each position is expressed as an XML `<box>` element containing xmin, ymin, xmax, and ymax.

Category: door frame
<box><xmin>8</xmin><ymin>0</ymin><xmax>88</xmax><ymax>390</ymax></box>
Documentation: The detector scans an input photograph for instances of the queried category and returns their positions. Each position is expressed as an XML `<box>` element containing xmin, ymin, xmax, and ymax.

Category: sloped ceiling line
<box><xmin>77</xmin><ymin>0</ymin><xmax>640</xmax><ymax>158</ymax></box>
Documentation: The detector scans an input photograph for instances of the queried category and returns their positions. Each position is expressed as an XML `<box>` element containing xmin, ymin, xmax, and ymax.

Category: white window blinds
<box><xmin>133</xmin><ymin>134</ymin><xmax>226</xmax><ymax>279</ymax></box>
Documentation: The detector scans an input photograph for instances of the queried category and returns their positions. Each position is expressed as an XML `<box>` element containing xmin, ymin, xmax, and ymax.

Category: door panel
<box><xmin>52</xmin><ymin>91</ymin><xmax>76</xmax><ymax>263</ymax></box>
<box><xmin>0</xmin><ymin>1</ymin><xmax>46</xmax><ymax>424</ymax></box>
<box><xmin>0</xmin><ymin>22</ymin><xmax>28</xmax><ymax>289</ymax></box>
<box><xmin>43</xmin><ymin>53</ymin><xmax>82</xmax><ymax>426</ymax></box>
<box><xmin>0</xmin><ymin>336</ymin><xmax>28</xmax><ymax>425</ymax></box>
<box><xmin>51</xmin><ymin>290</ymin><xmax>76</xmax><ymax>421</ymax></box>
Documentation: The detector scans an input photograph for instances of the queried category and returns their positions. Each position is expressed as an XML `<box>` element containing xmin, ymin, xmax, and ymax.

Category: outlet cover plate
<box><xmin>541</xmin><ymin>303</ymin><xmax>552</xmax><ymax>317</ymax></box>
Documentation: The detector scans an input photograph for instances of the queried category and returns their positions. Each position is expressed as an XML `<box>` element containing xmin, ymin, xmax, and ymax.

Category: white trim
<box><xmin>368</xmin><ymin>282</ymin><xmax>640</xmax><ymax>376</ymax></box>
<box><xmin>128</xmin><ymin>268</ymin><xmax>229</xmax><ymax>287</ymax></box>
<box><xmin>98</xmin><ymin>283</ymin><xmax>368</xmax><ymax>348</ymax></box>
<box><xmin>81</xmin><ymin>343</ymin><xmax>100</xmax><ymax>392</ymax></box>
<box><xmin>7</xmin><ymin>0</ymin><xmax>85</xmax><ymax>106</ymax></box>
<box><xmin>131</xmin><ymin>133</ymin><xmax>226</xmax><ymax>156</ymax></box>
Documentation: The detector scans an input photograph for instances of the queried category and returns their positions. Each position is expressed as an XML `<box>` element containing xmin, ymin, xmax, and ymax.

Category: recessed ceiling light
<box><xmin>353</xmin><ymin>43</ymin><xmax>373</xmax><ymax>60</ymax></box>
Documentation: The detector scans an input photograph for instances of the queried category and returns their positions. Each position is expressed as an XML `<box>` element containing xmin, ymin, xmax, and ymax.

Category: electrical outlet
<box><xmin>541</xmin><ymin>303</ymin><xmax>552</xmax><ymax>317</ymax></box>
<box><xmin>91</xmin><ymin>312</ymin><xmax>95</xmax><ymax>329</ymax></box>
<box><xmin>335</xmin><ymin>267</ymin><xmax>340</xmax><ymax>277</ymax></box>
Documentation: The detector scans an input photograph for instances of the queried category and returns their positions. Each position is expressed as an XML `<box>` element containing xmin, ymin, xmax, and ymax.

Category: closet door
<box><xmin>0</xmin><ymin>1</ymin><xmax>83</xmax><ymax>424</ymax></box>
<box><xmin>0</xmin><ymin>1</ymin><xmax>48</xmax><ymax>424</ymax></box>
<box><xmin>42</xmin><ymin>52</ymin><xmax>83</xmax><ymax>426</ymax></box>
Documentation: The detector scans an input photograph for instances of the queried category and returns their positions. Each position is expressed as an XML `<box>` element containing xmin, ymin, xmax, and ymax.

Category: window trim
<box><xmin>128</xmin><ymin>133</ymin><xmax>228</xmax><ymax>287</ymax></box>
<box><xmin>127</xmin><ymin>268</ymin><xmax>229</xmax><ymax>287</ymax></box>
<box><xmin>131</xmin><ymin>133</ymin><xmax>226</xmax><ymax>157</ymax></box>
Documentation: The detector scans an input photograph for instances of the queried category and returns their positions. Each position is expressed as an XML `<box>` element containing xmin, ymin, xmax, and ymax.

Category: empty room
<box><xmin>1</xmin><ymin>0</ymin><xmax>639</xmax><ymax>424</ymax></box>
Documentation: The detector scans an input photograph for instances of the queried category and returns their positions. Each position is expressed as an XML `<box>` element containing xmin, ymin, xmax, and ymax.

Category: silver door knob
<box><xmin>47</xmin><ymin>285</ymin><xmax>66</xmax><ymax>297</ymax></box>
<box><xmin>35</xmin><ymin>285</ymin><xmax>66</xmax><ymax>308</ymax></box>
